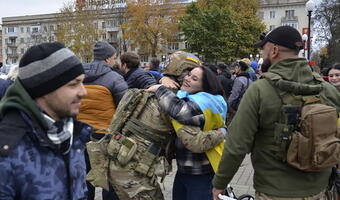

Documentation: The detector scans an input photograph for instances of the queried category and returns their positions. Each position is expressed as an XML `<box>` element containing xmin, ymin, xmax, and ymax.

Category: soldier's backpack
<box><xmin>264</xmin><ymin>72</ymin><xmax>340</xmax><ymax>172</ymax></box>
<box><xmin>86</xmin><ymin>88</ymin><xmax>175</xmax><ymax>191</ymax></box>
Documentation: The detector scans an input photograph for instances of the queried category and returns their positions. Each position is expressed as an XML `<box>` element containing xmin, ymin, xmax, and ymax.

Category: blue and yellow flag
<box><xmin>172</xmin><ymin>90</ymin><xmax>227</xmax><ymax>172</ymax></box>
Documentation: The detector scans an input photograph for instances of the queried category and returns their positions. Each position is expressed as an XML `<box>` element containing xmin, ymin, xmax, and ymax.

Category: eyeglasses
<box><xmin>329</xmin><ymin>73</ymin><xmax>340</xmax><ymax>78</ymax></box>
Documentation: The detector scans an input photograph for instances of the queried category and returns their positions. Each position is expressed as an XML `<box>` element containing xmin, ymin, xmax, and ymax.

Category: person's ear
<box><xmin>271</xmin><ymin>45</ymin><xmax>280</xmax><ymax>59</ymax></box>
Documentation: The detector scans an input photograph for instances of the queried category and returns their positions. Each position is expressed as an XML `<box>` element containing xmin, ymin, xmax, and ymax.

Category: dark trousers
<box><xmin>172</xmin><ymin>171</ymin><xmax>214</xmax><ymax>200</ymax></box>
<box><xmin>85</xmin><ymin>149</ymin><xmax>120</xmax><ymax>200</ymax></box>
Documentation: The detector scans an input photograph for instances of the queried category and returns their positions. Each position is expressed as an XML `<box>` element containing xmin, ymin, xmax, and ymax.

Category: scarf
<box><xmin>43</xmin><ymin>113</ymin><xmax>74</xmax><ymax>154</ymax></box>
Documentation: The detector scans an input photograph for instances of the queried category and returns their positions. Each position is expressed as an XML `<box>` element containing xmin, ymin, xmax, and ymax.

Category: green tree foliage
<box><xmin>179</xmin><ymin>0</ymin><xmax>265</xmax><ymax>63</ymax></box>
<box><xmin>313</xmin><ymin>0</ymin><xmax>340</xmax><ymax>68</ymax></box>
<box><xmin>55</xmin><ymin>1</ymin><xmax>103</xmax><ymax>62</ymax></box>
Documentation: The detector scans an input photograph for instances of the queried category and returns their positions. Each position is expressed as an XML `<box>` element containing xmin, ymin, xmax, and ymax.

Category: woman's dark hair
<box><xmin>199</xmin><ymin>66</ymin><xmax>225</xmax><ymax>98</ymax></box>
<box><xmin>238</xmin><ymin>61</ymin><xmax>249</xmax><ymax>71</ymax></box>
<box><xmin>327</xmin><ymin>63</ymin><xmax>340</xmax><ymax>76</ymax></box>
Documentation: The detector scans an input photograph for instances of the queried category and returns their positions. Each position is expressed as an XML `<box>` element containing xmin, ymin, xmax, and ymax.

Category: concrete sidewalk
<box><xmin>96</xmin><ymin>155</ymin><xmax>254</xmax><ymax>199</ymax></box>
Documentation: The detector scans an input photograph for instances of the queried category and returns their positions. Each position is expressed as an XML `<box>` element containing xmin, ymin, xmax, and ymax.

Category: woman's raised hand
<box><xmin>159</xmin><ymin>76</ymin><xmax>180</xmax><ymax>89</ymax></box>
<box><xmin>145</xmin><ymin>84</ymin><xmax>163</xmax><ymax>93</ymax></box>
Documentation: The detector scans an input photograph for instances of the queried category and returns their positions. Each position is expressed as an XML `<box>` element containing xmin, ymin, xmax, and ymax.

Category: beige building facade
<box><xmin>1</xmin><ymin>0</ymin><xmax>310</xmax><ymax>65</ymax></box>
<box><xmin>259</xmin><ymin>0</ymin><xmax>309</xmax><ymax>33</ymax></box>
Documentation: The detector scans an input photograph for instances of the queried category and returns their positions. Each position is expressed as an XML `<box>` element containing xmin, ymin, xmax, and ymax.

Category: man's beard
<box><xmin>261</xmin><ymin>58</ymin><xmax>272</xmax><ymax>73</ymax></box>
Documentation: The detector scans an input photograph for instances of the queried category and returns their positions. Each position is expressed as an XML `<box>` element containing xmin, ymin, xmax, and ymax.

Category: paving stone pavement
<box><xmin>95</xmin><ymin>155</ymin><xmax>254</xmax><ymax>199</ymax></box>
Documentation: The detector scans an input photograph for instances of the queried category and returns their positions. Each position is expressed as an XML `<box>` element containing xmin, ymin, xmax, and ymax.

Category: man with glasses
<box><xmin>212</xmin><ymin>26</ymin><xmax>340</xmax><ymax>200</ymax></box>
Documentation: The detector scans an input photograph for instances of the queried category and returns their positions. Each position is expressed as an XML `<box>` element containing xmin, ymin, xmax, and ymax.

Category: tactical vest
<box><xmin>258</xmin><ymin>72</ymin><xmax>340</xmax><ymax>172</ymax></box>
<box><xmin>87</xmin><ymin>89</ymin><xmax>175</xmax><ymax>197</ymax></box>
<box><xmin>108</xmin><ymin>88</ymin><xmax>174</xmax><ymax>174</ymax></box>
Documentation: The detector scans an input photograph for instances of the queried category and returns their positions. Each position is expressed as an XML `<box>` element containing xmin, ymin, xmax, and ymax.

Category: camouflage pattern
<box><xmin>162</xmin><ymin>51</ymin><xmax>201</xmax><ymax>77</ymax></box>
<box><xmin>87</xmin><ymin>51</ymin><xmax>225</xmax><ymax>200</ymax></box>
<box><xmin>87</xmin><ymin>90</ymin><xmax>225</xmax><ymax>199</ymax></box>
<box><xmin>0</xmin><ymin>111</ymin><xmax>91</xmax><ymax>200</ymax></box>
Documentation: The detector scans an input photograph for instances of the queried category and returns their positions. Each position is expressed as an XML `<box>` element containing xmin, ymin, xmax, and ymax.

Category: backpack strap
<box><xmin>259</xmin><ymin>72</ymin><xmax>324</xmax><ymax>162</ymax></box>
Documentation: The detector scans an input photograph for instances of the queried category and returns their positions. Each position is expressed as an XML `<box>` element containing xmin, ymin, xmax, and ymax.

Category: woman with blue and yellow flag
<box><xmin>147</xmin><ymin>65</ymin><xmax>227</xmax><ymax>200</ymax></box>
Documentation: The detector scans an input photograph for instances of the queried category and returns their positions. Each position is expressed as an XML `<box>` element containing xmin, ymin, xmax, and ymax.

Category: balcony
<box><xmin>281</xmin><ymin>16</ymin><xmax>298</xmax><ymax>23</ymax></box>
<box><xmin>5</xmin><ymin>32</ymin><xmax>19</xmax><ymax>38</ymax></box>
<box><xmin>6</xmin><ymin>42</ymin><xmax>18</xmax><ymax>48</ymax></box>
<box><xmin>107</xmin><ymin>38</ymin><xmax>119</xmax><ymax>44</ymax></box>
<box><xmin>31</xmin><ymin>31</ymin><xmax>42</xmax><ymax>36</ymax></box>
<box><xmin>7</xmin><ymin>52</ymin><xmax>19</xmax><ymax>58</ymax></box>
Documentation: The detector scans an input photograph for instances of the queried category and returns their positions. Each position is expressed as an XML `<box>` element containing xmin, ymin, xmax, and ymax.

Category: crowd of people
<box><xmin>0</xmin><ymin>25</ymin><xmax>339</xmax><ymax>200</ymax></box>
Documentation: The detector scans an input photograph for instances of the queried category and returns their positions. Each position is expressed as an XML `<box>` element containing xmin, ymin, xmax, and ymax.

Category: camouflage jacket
<box><xmin>0</xmin><ymin>80</ymin><xmax>91</xmax><ymax>200</ymax></box>
<box><xmin>0</xmin><ymin>110</ymin><xmax>91</xmax><ymax>200</ymax></box>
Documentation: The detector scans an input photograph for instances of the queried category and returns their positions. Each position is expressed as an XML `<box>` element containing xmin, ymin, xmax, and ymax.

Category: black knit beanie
<box><xmin>18</xmin><ymin>42</ymin><xmax>84</xmax><ymax>98</ymax></box>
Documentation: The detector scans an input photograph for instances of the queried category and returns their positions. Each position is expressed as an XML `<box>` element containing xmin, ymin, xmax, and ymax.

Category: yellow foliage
<box><xmin>122</xmin><ymin>0</ymin><xmax>185</xmax><ymax>56</ymax></box>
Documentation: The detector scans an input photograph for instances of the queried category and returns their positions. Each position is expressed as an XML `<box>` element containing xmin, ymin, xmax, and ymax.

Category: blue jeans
<box><xmin>172</xmin><ymin>172</ymin><xmax>214</xmax><ymax>200</ymax></box>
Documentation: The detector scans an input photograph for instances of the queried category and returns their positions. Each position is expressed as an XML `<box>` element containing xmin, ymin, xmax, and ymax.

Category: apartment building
<box><xmin>259</xmin><ymin>0</ymin><xmax>309</xmax><ymax>34</ymax></box>
<box><xmin>1</xmin><ymin>0</ymin><xmax>310</xmax><ymax>65</ymax></box>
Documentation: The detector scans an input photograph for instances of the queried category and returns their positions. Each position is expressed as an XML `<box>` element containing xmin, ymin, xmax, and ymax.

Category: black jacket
<box><xmin>217</xmin><ymin>72</ymin><xmax>233</xmax><ymax>99</ymax></box>
<box><xmin>124</xmin><ymin>67</ymin><xmax>157</xmax><ymax>89</ymax></box>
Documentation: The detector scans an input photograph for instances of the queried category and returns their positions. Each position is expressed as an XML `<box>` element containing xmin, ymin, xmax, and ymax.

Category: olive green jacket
<box><xmin>213</xmin><ymin>58</ymin><xmax>340</xmax><ymax>197</ymax></box>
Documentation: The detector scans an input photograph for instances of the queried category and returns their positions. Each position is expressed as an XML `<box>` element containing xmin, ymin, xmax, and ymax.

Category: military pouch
<box><xmin>86</xmin><ymin>136</ymin><xmax>111</xmax><ymax>191</ymax></box>
<box><xmin>287</xmin><ymin>103</ymin><xmax>340</xmax><ymax>171</ymax></box>
<box><xmin>116</xmin><ymin>136</ymin><xmax>138</xmax><ymax>166</ymax></box>
<box><xmin>135</xmin><ymin>143</ymin><xmax>161</xmax><ymax>177</ymax></box>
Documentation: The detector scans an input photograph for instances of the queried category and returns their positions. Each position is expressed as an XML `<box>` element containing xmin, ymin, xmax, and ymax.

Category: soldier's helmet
<box><xmin>162</xmin><ymin>51</ymin><xmax>201</xmax><ymax>76</ymax></box>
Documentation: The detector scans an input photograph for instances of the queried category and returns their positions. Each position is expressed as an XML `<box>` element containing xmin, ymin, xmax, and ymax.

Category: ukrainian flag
<box><xmin>172</xmin><ymin>90</ymin><xmax>227</xmax><ymax>172</ymax></box>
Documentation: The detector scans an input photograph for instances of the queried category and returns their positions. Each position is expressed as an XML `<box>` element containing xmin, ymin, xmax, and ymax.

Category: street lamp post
<box><xmin>306</xmin><ymin>0</ymin><xmax>316</xmax><ymax>60</ymax></box>
<box><xmin>302</xmin><ymin>34</ymin><xmax>308</xmax><ymax>59</ymax></box>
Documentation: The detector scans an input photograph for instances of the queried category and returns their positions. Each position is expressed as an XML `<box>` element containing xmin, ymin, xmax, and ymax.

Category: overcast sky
<box><xmin>0</xmin><ymin>0</ymin><xmax>72</xmax><ymax>24</ymax></box>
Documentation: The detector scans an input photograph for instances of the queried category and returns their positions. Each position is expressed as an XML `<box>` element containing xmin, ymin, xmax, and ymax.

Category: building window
<box><xmin>270</xmin><ymin>11</ymin><xmax>275</xmax><ymax>19</ymax></box>
<box><xmin>21</xmin><ymin>48</ymin><xmax>25</xmax><ymax>54</ymax></box>
<box><xmin>27</xmin><ymin>27</ymin><xmax>30</xmax><ymax>33</ymax></box>
<box><xmin>102</xmin><ymin>34</ymin><xmax>106</xmax><ymax>40</ymax></box>
<box><xmin>49</xmin><ymin>36</ymin><xmax>55</xmax><ymax>42</ymax></box>
<box><xmin>102</xmin><ymin>22</ymin><xmax>106</xmax><ymax>29</ymax></box>
<box><xmin>32</xmin><ymin>27</ymin><xmax>39</xmax><ymax>33</ymax></box>
<box><xmin>168</xmin><ymin>42</ymin><xmax>179</xmax><ymax>50</ymax></box>
<box><xmin>269</xmin><ymin>25</ymin><xmax>276</xmax><ymax>31</ymax></box>
<box><xmin>285</xmin><ymin>10</ymin><xmax>295</xmax><ymax>18</ymax></box>
<box><xmin>185</xmin><ymin>41</ymin><xmax>189</xmax><ymax>49</ymax></box>
<box><xmin>20</xmin><ymin>38</ymin><xmax>24</xmax><ymax>43</ymax></box>
<box><xmin>43</xmin><ymin>26</ymin><xmax>47</xmax><ymax>32</ymax></box>
<box><xmin>282</xmin><ymin>22</ymin><xmax>298</xmax><ymax>30</ymax></box>
<box><xmin>49</xmin><ymin>25</ymin><xmax>54</xmax><ymax>31</ymax></box>
<box><xmin>140</xmin><ymin>55</ymin><xmax>149</xmax><ymax>62</ymax></box>
<box><xmin>94</xmin><ymin>22</ymin><xmax>98</xmax><ymax>29</ymax></box>
<box><xmin>20</xmin><ymin>27</ymin><xmax>24</xmax><ymax>33</ymax></box>
<box><xmin>8</xmin><ymin>27</ymin><xmax>15</xmax><ymax>33</ymax></box>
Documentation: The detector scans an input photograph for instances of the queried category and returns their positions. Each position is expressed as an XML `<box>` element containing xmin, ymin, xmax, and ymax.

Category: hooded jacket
<box><xmin>228</xmin><ymin>72</ymin><xmax>252</xmax><ymax>110</ymax></box>
<box><xmin>78</xmin><ymin>60</ymin><xmax>128</xmax><ymax>134</ymax></box>
<box><xmin>213</xmin><ymin>58</ymin><xmax>340</xmax><ymax>197</ymax></box>
<box><xmin>0</xmin><ymin>80</ymin><xmax>91</xmax><ymax>200</ymax></box>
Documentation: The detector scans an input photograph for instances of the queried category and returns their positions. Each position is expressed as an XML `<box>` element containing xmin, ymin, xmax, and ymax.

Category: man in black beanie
<box><xmin>78</xmin><ymin>41</ymin><xmax>127</xmax><ymax>200</ymax></box>
<box><xmin>0</xmin><ymin>42</ymin><xmax>92</xmax><ymax>200</ymax></box>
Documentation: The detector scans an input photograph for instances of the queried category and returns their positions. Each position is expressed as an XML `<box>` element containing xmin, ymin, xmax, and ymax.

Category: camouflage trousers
<box><xmin>108</xmin><ymin>160</ymin><xmax>165</xmax><ymax>200</ymax></box>
<box><xmin>255</xmin><ymin>190</ymin><xmax>327</xmax><ymax>200</ymax></box>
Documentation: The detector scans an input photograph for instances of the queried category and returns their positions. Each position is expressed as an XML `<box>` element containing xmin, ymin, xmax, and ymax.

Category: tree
<box><xmin>313</xmin><ymin>0</ymin><xmax>340</xmax><ymax>68</ymax></box>
<box><xmin>55</xmin><ymin>1</ymin><xmax>103</xmax><ymax>62</ymax></box>
<box><xmin>179</xmin><ymin>0</ymin><xmax>265</xmax><ymax>63</ymax></box>
<box><xmin>121</xmin><ymin>0</ymin><xmax>185</xmax><ymax>57</ymax></box>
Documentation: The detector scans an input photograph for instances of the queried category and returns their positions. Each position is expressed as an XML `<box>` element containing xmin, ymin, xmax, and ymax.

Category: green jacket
<box><xmin>213</xmin><ymin>58</ymin><xmax>340</xmax><ymax>197</ymax></box>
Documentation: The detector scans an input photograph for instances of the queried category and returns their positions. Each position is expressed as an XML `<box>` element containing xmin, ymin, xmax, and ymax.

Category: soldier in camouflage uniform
<box><xmin>87</xmin><ymin>51</ymin><xmax>227</xmax><ymax>200</ymax></box>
